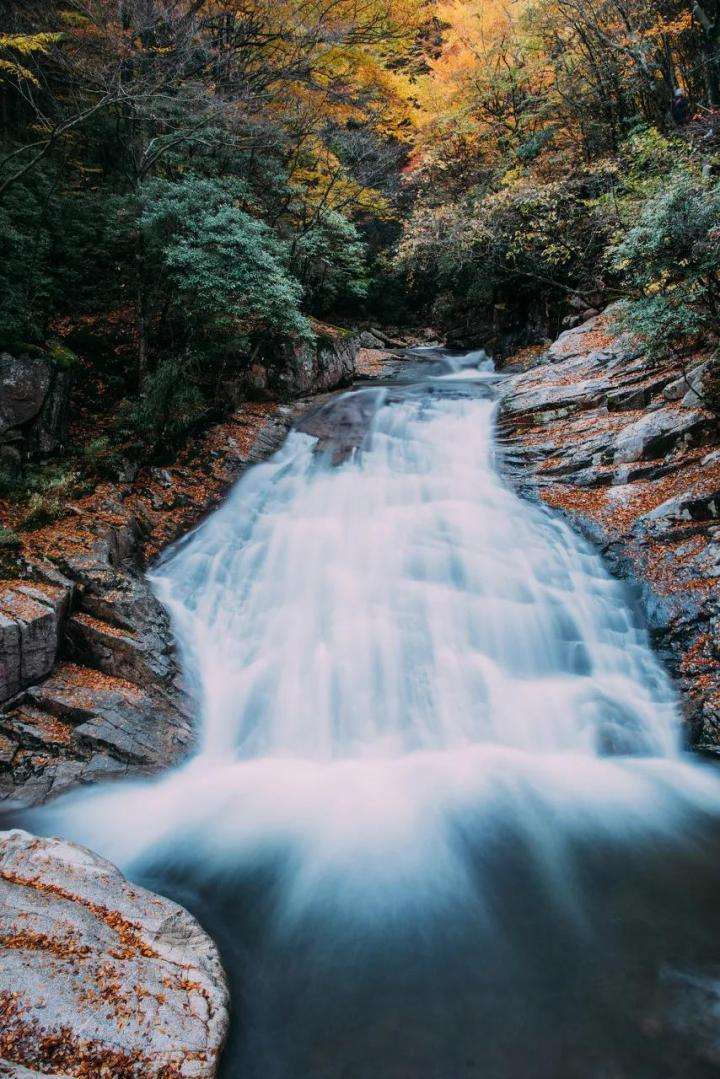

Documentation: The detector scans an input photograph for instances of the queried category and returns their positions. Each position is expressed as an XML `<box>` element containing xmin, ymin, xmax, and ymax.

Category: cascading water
<box><xmin>33</xmin><ymin>351</ymin><xmax>720</xmax><ymax>1077</ymax></box>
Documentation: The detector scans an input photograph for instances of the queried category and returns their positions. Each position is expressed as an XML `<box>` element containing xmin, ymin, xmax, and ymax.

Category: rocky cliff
<box><xmin>501</xmin><ymin>310</ymin><xmax>720</xmax><ymax>750</ymax></box>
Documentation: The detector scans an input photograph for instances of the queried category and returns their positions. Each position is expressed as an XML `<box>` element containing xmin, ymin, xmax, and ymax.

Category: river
<box><xmin>33</xmin><ymin>349</ymin><xmax>720</xmax><ymax>1077</ymax></box>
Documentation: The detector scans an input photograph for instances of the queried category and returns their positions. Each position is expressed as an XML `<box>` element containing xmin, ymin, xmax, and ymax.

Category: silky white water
<box><xmin>35</xmin><ymin>352</ymin><xmax>720</xmax><ymax>1076</ymax></box>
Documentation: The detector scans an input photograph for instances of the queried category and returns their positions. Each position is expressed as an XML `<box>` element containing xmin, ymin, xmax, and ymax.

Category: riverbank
<box><xmin>0</xmin><ymin>335</ymin><xmax>405</xmax><ymax>807</ymax></box>
<box><xmin>500</xmin><ymin>310</ymin><xmax>720</xmax><ymax>750</ymax></box>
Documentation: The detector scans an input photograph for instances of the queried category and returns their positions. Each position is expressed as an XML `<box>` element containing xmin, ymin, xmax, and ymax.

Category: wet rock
<box><xmin>297</xmin><ymin>392</ymin><xmax>380</xmax><ymax>464</ymax></box>
<box><xmin>0</xmin><ymin>829</ymin><xmax>229</xmax><ymax>1077</ymax></box>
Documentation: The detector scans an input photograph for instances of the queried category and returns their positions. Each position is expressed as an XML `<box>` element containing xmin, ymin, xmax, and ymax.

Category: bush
<box><xmin>293</xmin><ymin>211</ymin><xmax>368</xmax><ymax>314</ymax></box>
<box><xmin>609</xmin><ymin>170</ymin><xmax>720</xmax><ymax>361</ymax></box>
<box><xmin>0</xmin><ymin>528</ymin><xmax>21</xmax><ymax>550</ymax></box>
<box><xmin>19</xmin><ymin>492</ymin><xmax>66</xmax><ymax>530</ymax></box>
<box><xmin>46</xmin><ymin>339</ymin><xmax>80</xmax><ymax>369</ymax></box>
<box><xmin>140</xmin><ymin>176</ymin><xmax>312</xmax><ymax>360</ymax></box>
<box><xmin>117</xmin><ymin>356</ymin><xmax>207</xmax><ymax>452</ymax></box>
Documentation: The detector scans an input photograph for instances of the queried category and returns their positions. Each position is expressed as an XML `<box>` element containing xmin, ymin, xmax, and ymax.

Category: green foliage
<box><xmin>11</xmin><ymin>465</ymin><xmax>81</xmax><ymax>529</ymax></box>
<box><xmin>140</xmin><ymin>176</ymin><xmax>312</xmax><ymax>364</ymax></box>
<box><xmin>0</xmin><ymin>528</ymin><xmax>21</xmax><ymax>549</ymax></box>
<box><xmin>47</xmin><ymin>340</ymin><xmax>79</xmax><ymax>369</ymax></box>
<box><xmin>293</xmin><ymin>212</ymin><xmax>368</xmax><ymax>314</ymax></box>
<box><xmin>118</xmin><ymin>356</ymin><xmax>207</xmax><ymax>452</ymax></box>
<box><xmin>0</xmin><ymin>174</ymin><xmax>56</xmax><ymax>348</ymax></box>
<box><xmin>397</xmin><ymin>172</ymin><xmax>608</xmax><ymax>340</ymax></box>
<box><xmin>609</xmin><ymin>170</ymin><xmax>720</xmax><ymax>360</ymax></box>
<box><xmin>19</xmin><ymin>492</ymin><xmax>66</xmax><ymax>530</ymax></box>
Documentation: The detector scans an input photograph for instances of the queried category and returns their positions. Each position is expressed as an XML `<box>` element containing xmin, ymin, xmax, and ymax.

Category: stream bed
<box><xmin>32</xmin><ymin>351</ymin><xmax>720</xmax><ymax>1077</ymax></box>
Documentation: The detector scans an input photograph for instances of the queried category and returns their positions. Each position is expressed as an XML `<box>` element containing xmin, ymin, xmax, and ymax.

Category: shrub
<box><xmin>609</xmin><ymin>170</ymin><xmax>720</xmax><ymax>362</ymax></box>
<box><xmin>140</xmin><ymin>176</ymin><xmax>312</xmax><ymax>359</ymax></box>
<box><xmin>118</xmin><ymin>356</ymin><xmax>207</xmax><ymax>452</ymax></box>
<box><xmin>0</xmin><ymin>528</ymin><xmax>21</xmax><ymax>549</ymax></box>
<box><xmin>19</xmin><ymin>492</ymin><xmax>66</xmax><ymax>530</ymax></box>
<box><xmin>46</xmin><ymin>339</ymin><xmax>80</xmax><ymax>369</ymax></box>
<box><xmin>293</xmin><ymin>211</ymin><xmax>368</xmax><ymax>314</ymax></box>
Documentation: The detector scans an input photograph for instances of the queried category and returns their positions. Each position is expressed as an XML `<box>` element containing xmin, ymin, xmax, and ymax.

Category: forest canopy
<box><xmin>2</xmin><ymin>0</ymin><xmax>720</xmax><ymax>451</ymax></box>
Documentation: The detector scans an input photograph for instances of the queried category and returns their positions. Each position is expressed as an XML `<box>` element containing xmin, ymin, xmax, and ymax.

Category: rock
<box><xmin>662</xmin><ymin>362</ymin><xmax>710</xmax><ymax>406</ymax></box>
<box><xmin>0</xmin><ymin>354</ymin><xmax>71</xmax><ymax>458</ymax></box>
<box><xmin>606</xmin><ymin>384</ymin><xmax>655</xmax><ymax>411</ymax></box>
<box><xmin>0</xmin><ymin>355</ymin><xmax>51</xmax><ymax>438</ymax></box>
<box><xmin>643</xmin><ymin>490</ymin><xmax>720</xmax><ymax>524</ymax></box>
<box><xmin>504</xmin><ymin>375</ymin><xmax>609</xmax><ymax>416</ymax></box>
<box><xmin>65</xmin><ymin>609</ymin><xmax>174</xmax><ymax>686</ymax></box>
<box><xmin>611</xmin><ymin>409</ymin><xmax>706</xmax><ymax>464</ymax></box>
<box><xmin>0</xmin><ymin>1061</ymin><xmax>63</xmax><ymax>1076</ymax></box>
<box><xmin>297</xmin><ymin>392</ymin><xmax>379</xmax><ymax>464</ymax></box>
<box><xmin>545</xmin><ymin>315</ymin><xmax>607</xmax><ymax>362</ymax></box>
<box><xmin>357</xmin><ymin>331</ymin><xmax>386</xmax><ymax>349</ymax></box>
<box><xmin>25</xmin><ymin>663</ymin><xmax>191</xmax><ymax>767</ymax></box>
<box><xmin>276</xmin><ymin>330</ymin><xmax>359</xmax><ymax>396</ymax></box>
<box><xmin>0</xmin><ymin>445</ymin><xmax>22</xmax><ymax>483</ymax></box>
<box><xmin>0</xmin><ymin>584</ymin><xmax>68</xmax><ymax>704</ymax></box>
<box><xmin>0</xmin><ymin>829</ymin><xmax>228</xmax><ymax>1077</ymax></box>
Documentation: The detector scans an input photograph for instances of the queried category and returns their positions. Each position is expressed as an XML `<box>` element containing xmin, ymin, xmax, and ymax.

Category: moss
<box><xmin>46</xmin><ymin>339</ymin><xmax>79</xmax><ymax>369</ymax></box>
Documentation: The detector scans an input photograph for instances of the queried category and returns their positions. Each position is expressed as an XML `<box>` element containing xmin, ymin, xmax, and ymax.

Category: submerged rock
<box><xmin>0</xmin><ymin>829</ymin><xmax>229</xmax><ymax>1077</ymax></box>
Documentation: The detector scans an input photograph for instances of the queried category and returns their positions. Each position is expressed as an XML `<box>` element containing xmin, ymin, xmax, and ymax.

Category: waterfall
<box><xmin>35</xmin><ymin>352</ymin><xmax>720</xmax><ymax>1077</ymax></box>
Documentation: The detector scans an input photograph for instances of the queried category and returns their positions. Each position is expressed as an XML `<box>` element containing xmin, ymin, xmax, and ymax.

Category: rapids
<box><xmin>31</xmin><ymin>350</ymin><xmax>720</xmax><ymax>1077</ymax></box>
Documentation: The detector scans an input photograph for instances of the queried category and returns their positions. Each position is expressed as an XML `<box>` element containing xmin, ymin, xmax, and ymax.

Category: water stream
<box><xmin>34</xmin><ymin>351</ymin><xmax>720</xmax><ymax>1076</ymax></box>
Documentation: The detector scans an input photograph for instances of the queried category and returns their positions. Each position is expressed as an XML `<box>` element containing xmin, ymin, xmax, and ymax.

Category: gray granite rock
<box><xmin>0</xmin><ymin>829</ymin><xmax>228</xmax><ymax>1077</ymax></box>
<box><xmin>611</xmin><ymin>409</ymin><xmax>706</xmax><ymax>463</ymax></box>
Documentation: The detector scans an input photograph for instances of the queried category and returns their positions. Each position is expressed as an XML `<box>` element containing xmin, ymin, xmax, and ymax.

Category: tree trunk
<box><xmin>135</xmin><ymin>226</ymin><xmax>149</xmax><ymax>390</ymax></box>
<box><xmin>694</xmin><ymin>2</ymin><xmax>720</xmax><ymax>106</ymax></box>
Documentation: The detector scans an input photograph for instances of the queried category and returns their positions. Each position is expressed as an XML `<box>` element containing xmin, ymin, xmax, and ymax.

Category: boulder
<box><xmin>0</xmin><ymin>829</ymin><xmax>228</xmax><ymax>1077</ymax></box>
<box><xmin>275</xmin><ymin>331</ymin><xmax>359</xmax><ymax>396</ymax></box>
<box><xmin>663</xmin><ymin>363</ymin><xmax>710</xmax><ymax>406</ymax></box>
<box><xmin>545</xmin><ymin>315</ymin><xmax>607</xmax><ymax>363</ymax></box>
<box><xmin>0</xmin><ymin>354</ymin><xmax>71</xmax><ymax>458</ymax></box>
<box><xmin>611</xmin><ymin>409</ymin><xmax>706</xmax><ymax>464</ymax></box>
<box><xmin>357</xmin><ymin>331</ymin><xmax>386</xmax><ymax>349</ymax></box>
<box><xmin>606</xmin><ymin>384</ymin><xmax>655</xmax><ymax>411</ymax></box>
<box><xmin>642</xmin><ymin>489</ymin><xmax>720</xmax><ymax>524</ymax></box>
